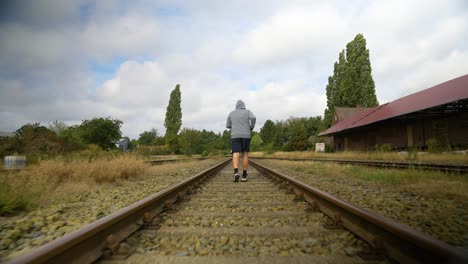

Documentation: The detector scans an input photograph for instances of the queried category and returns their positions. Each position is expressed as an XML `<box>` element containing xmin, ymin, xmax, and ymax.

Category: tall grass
<box><xmin>0</xmin><ymin>155</ymin><xmax>149</xmax><ymax>215</ymax></box>
<box><xmin>249</xmin><ymin>151</ymin><xmax>468</xmax><ymax>165</ymax></box>
<box><xmin>271</xmin><ymin>160</ymin><xmax>468</xmax><ymax>198</ymax></box>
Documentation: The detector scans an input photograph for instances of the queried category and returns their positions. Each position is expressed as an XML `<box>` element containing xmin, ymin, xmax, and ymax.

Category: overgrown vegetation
<box><xmin>272</xmin><ymin>160</ymin><xmax>468</xmax><ymax>198</ymax></box>
<box><xmin>250</xmin><ymin>151</ymin><xmax>468</xmax><ymax>165</ymax></box>
<box><xmin>0</xmin><ymin>154</ymin><xmax>149</xmax><ymax>215</ymax></box>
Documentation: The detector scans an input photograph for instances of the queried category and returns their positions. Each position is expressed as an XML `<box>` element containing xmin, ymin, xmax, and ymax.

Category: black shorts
<box><xmin>231</xmin><ymin>138</ymin><xmax>251</xmax><ymax>153</ymax></box>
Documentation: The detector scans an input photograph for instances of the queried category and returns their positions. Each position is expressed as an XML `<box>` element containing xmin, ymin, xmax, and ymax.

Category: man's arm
<box><xmin>248</xmin><ymin>111</ymin><xmax>256</xmax><ymax>130</ymax></box>
<box><xmin>226</xmin><ymin>115</ymin><xmax>232</xmax><ymax>129</ymax></box>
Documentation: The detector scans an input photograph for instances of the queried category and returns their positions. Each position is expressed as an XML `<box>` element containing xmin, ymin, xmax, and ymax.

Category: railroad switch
<box><xmin>324</xmin><ymin>213</ymin><xmax>343</xmax><ymax>229</ymax></box>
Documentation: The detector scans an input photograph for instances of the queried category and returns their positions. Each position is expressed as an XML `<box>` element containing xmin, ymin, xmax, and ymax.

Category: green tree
<box><xmin>304</xmin><ymin>116</ymin><xmax>322</xmax><ymax>137</ymax></box>
<box><xmin>130</xmin><ymin>139</ymin><xmax>139</xmax><ymax>149</ymax></box>
<box><xmin>60</xmin><ymin>125</ymin><xmax>85</xmax><ymax>149</ymax></box>
<box><xmin>3</xmin><ymin>123</ymin><xmax>82</xmax><ymax>155</ymax></box>
<box><xmin>178</xmin><ymin>128</ymin><xmax>201</xmax><ymax>156</ymax></box>
<box><xmin>164</xmin><ymin>84</ymin><xmax>182</xmax><ymax>153</ymax></box>
<box><xmin>152</xmin><ymin>137</ymin><xmax>166</xmax><ymax>146</ymax></box>
<box><xmin>260</xmin><ymin>120</ymin><xmax>276</xmax><ymax>144</ymax></box>
<box><xmin>324</xmin><ymin>50</ymin><xmax>346</xmax><ymax>128</ymax></box>
<box><xmin>48</xmin><ymin>120</ymin><xmax>68</xmax><ymax>136</ymax></box>
<box><xmin>323</xmin><ymin>34</ymin><xmax>378</xmax><ymax>129</ymax></box>
<box><xmin>199</xmin><ymin>129</ymin><xmax>219</xmax><ymax>154</ymax></box>
<box><xmin>273</xmin><ymin>121</ymin><xmax>288</xmax><ymax>150</ymax></box>
<box><xmin>286</xmin><ymin>118</ymin><xmax>308</xmax><ymax>151</ymax></box>
<box><xmin>221</xmin><ymin>130</ymin><xmax>231</xmax><ymax>151</ymax></box>
<box><xmin>342</xmin><ymin>34</ymin><xmax>378</xmax><ymax>107</ymax></box>
<box><xmin>138</xmin><ymin>128</ymin><xmax>158</xmax><ymax>146</ymax></box>
<box><xmin>79</xmin><ymin>117</ymin><xmax>123</xmax><ymax>149</ymax></box>
<box><xmin>250</xmin><ymin>134</ymin><xmax>264</xmax><ymax>152</ymax></box>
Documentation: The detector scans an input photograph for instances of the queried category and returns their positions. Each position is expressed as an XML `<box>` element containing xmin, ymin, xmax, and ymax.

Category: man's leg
<box><xmin>241</xmin><ymin>152</ymin><xmax>249</xmax><ymax>182</ymax></box>
<box><xmin>242</xmin><ymin>152</ymin><xmax>249</xmax><ymax>171</ymax></box>
<box><xmin>232</xmin><ymin>152</ymin><xmax>240</xmax><ymax>182</ymax></box>
<box><xmin>233</xmin><ymin>152</ymin><xmax>240</xmax><ymax>170</ymax></box>
<box><xmin>231</xmin><ymin>139</ymin><xmax>240</xmax><ymax>182</ymax></box>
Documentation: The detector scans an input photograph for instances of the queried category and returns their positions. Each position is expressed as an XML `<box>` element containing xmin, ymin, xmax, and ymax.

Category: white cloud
<box><xmin>1</xmin><ymin>0</ymin><xmax>467</xmax><ymax>139</ymax></box>
<box><xmin>252</xmin><ymin>81</ymin><xmax>327</xmax><ymax>123</ymax></box>
<box><xmin>0</xmin><ymin>24</ymin><xmax>77</xmax><ymax>71</ymax></box>
<box><xmin>233</xmin><ymin>4</ymin><xmax>351</xmax><ymax>66</ymax></box>
<box><xmin>95</xmin><ymin>61</ymin><xmax>171</xmax><ymax>107</ymax></box>
<box><xmin>83</xmin><ymin>14</ymin><xmax>160</xmax><ymax>61</ymax></box>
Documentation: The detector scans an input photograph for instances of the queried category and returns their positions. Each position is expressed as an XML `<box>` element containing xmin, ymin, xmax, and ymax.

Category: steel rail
<box><xmin>8</xmin><ymin>159</ymin><xmax>230</xmax><ymax>264</ymax></box>
<box><xmin>146</xmin><ymin>157</ymin><xmax>211</xmax><ymax>165</ymax></box>
<box><xmin>251</xmin><ymin>157</ymin><xmax>468</xmax><ymax>174</ymax></box>
<box><xmin>250</xmin><ymin>159</ymin><xmax>468</xmax><ymax>264</ymax></box>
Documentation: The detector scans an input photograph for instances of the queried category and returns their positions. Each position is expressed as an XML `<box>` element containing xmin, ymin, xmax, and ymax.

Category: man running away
<box><xmin>226</xmin><ymin>99</ymin><xmax>256</xmax><ymax>182</ymax></box>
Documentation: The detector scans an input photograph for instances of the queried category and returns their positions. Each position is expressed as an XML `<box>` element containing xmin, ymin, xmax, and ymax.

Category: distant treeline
<box><xmin>0</xmin><ymin>117</ymin><xmax>123</xmax><ymax>160</ymax></box>
<box><xmin>135</xmin><ymin>115</ymin><xmax>324</xmax><ymax>156</ymax></box>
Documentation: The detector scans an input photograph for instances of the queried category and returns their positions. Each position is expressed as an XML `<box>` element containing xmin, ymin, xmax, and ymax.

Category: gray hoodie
<box><xmin>226</xmin><ymin>100</ymin><xmax>256</xmax><ymax>138</ymax></box>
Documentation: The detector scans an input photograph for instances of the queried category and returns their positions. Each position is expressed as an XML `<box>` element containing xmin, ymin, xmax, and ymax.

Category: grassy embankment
<box><xmin>265</xmin><ymin>159</ymin><xmax>468</xmax><ymax>198</ymax></box>
<box><xmin>0</xmin><ymin>154</ymin><xmax>149</xmax><ymax>215</ymax></box>
<box><xmin>251</xmin><ymin>150</ymin><xmax>468</xmax><ymax>197</ymax></box>
<box><xmin>250</xmin><ymin>151</ymin><xmax>468</xmax><ymax>165</ymax></box>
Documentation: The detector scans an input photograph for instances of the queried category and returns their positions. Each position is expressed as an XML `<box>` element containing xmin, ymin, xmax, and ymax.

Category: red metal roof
<box><xmin>319</xmin><ymin>74</ymin><xmax>468</xmax><ymax>136</ymax></box>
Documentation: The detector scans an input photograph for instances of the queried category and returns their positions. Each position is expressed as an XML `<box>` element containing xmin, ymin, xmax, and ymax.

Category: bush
<box><xmin>25</xmin><ymin>153</ymin><xmax>45</xmax><ymax>165</ymax></box>
<box><xmin>201</xmin><ymin>150</ymin><xmax>209</xmax><ymax>157</ymax></box>
<box><xmin>0</xmin><ymin>184</ymin><xmax>34</xmax><ymax>215</ymax></box>
<box><xmin>262</xmin><ymin>143</ymin><xmax>275</xmax><ymax>154</ymax></box>
<box><xmin>427</xmin><ymin>138</ymin><xmax>444</xmax><ymax>153</ymax></box>
<box><xmin>380</xmin><ymin>143</ymin><xmax>392</xmax><ymax>152</ymax></box>
<box><xmin>325</xmin><ymin>143</ymin><xmax>334</xmax><ymax>153</ymax></box>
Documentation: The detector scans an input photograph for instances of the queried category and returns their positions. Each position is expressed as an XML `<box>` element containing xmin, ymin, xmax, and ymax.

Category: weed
<box><xmin>271</xmin><ymin>159</ymin><xmax>468</xmax><ymax>198</ymax></box>
<box><xmin>0</xmin><ymin>155</ymin><xmax>150</xmax><ymax>214</ymax></box>
<box><xmin>0</xmin><ymin>181</ymin><xmax>35</xmax><ymax>215</ymax></box>
<box><xmin>249</xmin><ymin>151</ymin><xmax>468</xmax><ymax>165</ymax></box>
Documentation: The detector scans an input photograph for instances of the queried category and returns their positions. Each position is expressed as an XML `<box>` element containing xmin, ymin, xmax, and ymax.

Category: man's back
<box><xmin>226</xmin><ymin>100</ymin><xmax>256</xmax><ymax>138</ymax></box>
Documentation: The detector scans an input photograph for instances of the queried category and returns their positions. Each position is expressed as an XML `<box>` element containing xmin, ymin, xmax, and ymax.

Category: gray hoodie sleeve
<box><xmin>226</xmin><ymin>114</ymin><xmax>232</xmax><ymax>129</ymax></box>
<box><xmin>248</xmin><ymin>110</ymin><xmax>256</xmax><ymax>130</ymax></box>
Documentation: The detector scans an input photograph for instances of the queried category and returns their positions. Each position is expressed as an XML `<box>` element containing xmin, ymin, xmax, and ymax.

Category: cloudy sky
<box><xmin>1</xmin><ymin>0</ymin><xmax>467</xmax><ymax>139</ymax></box>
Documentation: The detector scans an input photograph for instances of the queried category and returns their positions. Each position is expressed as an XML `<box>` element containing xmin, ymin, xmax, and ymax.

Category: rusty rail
<box><xmin>251</xmin><ymin>157</ymin><xmax>468</xmax><ymax>174</ymax></box>
<box><xmin>146</xmin><ymin>157</ymin><xmax>213</xmax><ymax>165</ymax></box>
<box><xmin>8</xmin><ymin>159</ymin><xmax>230</xmax><ymax>264</ymax></box>
<box><xmin>250</xmin><ymin>159</ymin><xmax>468</xmax><ymax>264</ymax></box>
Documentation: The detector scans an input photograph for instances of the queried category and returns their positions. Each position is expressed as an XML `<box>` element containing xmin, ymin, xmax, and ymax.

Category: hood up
<box><xmin>236</xmin><ymin>100</ymin><xmax>246</xmax><ymax>109</ymax></box>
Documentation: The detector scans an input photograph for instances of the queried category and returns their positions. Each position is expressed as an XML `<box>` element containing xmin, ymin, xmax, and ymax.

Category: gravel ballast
<box><xmin>0</xmin><ymin>159</ymin><xmax>220</xmax><ymax>261</ymax></box>
<box><xmin>258</xmin><ymin>159</ymin><xmax>468</xmax><ymax>249</ymax></box>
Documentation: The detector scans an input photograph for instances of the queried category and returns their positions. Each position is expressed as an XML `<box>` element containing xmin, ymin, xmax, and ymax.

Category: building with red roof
<box><xmin>319</xmin><ymin>74</ymin><xmax>468</xmax><ymax>151</ymax></box>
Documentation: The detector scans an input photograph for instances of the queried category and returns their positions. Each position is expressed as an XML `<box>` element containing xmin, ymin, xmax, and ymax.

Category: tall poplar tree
<box><xmin>342</xmin><ymin>34</ymin><xmax>378</xmax><ymax>107</ymax></box>
<box><xmin>323</xmin><ymin>34</ymin><xmax>378</xmax><ymax>129</ymax></box>
<box><xmin>324</xmin><ymin>51</ymin><xmax>346</xmax><ymax>127</ymax></box>
<box><xmin>164</xmin><ymin>84</ymin><xmax>182</xmax><ymax>152</ymax></box>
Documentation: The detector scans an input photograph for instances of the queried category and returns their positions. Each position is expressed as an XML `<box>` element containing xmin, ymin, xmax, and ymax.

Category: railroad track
<box><xmin>146</xmin><ymin>157</ymin><xmax>210</xmax><ymax>165</ymax></box>
<box><xmin>251</xmin><ymin>157</ymin><xmax>468</xmax><ymax>174</ymax></box>
<box><xmin>9</xmin><ymin>159</ymin><xmax>468</xmax><ymax>264</ymax></box>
